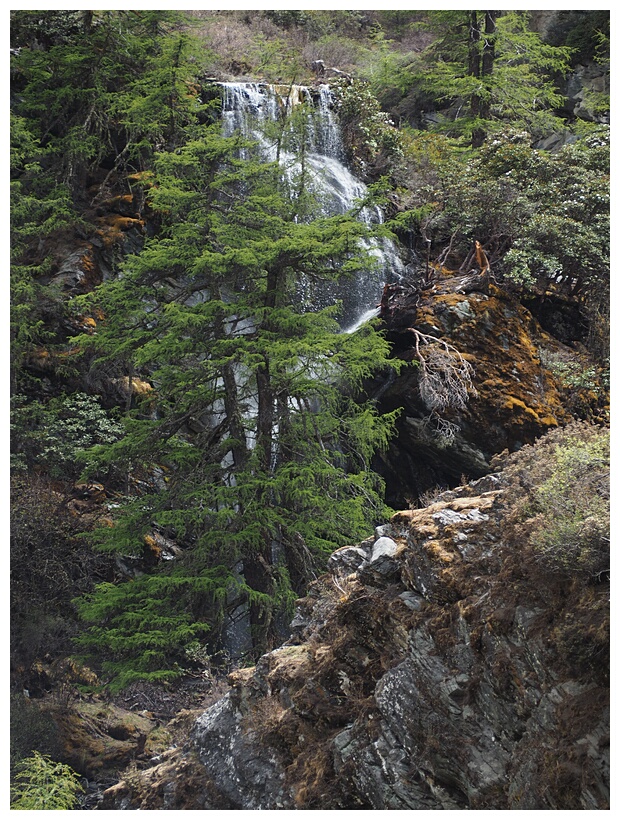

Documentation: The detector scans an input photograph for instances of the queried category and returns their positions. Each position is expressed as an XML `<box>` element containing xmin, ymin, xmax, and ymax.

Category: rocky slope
<box><xmin>99</xmin><ymin>436</ymin><xmax>609</xmax><ymax>810</ymax></box>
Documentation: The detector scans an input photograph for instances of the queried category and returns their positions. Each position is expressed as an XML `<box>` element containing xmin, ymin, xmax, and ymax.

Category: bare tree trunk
<box><xmin>470</xmin><ymin>11</ymin><xmax>497</xmax><ymax>148</ymax></box>
<box><xmin>248</xmin><ymin>264</ymin><xmax>282</xmax><ymax>656</ymax></box>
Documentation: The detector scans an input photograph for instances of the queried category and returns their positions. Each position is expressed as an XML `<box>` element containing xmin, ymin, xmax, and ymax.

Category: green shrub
<box><xmin>11</xmin><ymin>392</ymin><xmax>123</xmax><ymax>477</ymax></box>
<box><xmin>502</xmin><ymin>422</ymin><xmax>609</xmax><ymax>579</ymax></box>
<box><xmin>331</xmin><ymin>78</ymin><xmax>402</xmax><ymax>175</ymax></box>
<box><xmin>10</xmin><ymin>751</ymin><xmax>84</xmax><ymax>810</ymax></box>
<box><xmin>529</xmin><ymin>435</ymin><xmax>609</xmax><ymax>577</ymax></box>
<box><xmin>539</xmin><ymin>349</ymin><xmax>598</xmax><ymax>391</ymax></box>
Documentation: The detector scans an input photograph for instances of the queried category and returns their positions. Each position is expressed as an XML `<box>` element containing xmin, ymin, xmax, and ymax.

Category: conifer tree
<box><xmin>10</xmin><ymin>113</ymin><xmax>76</xmax><ymax>390</ymax></box>
<box><xmin>75</xmin><ymin>121</ymin><xmax>399</xmax><ymax>682</ymax></box>
<box><xmin>10</xmin><ymin>10</ymin><xmax>207</xmax><ymax>191</ymax></box>
<box><xmin>10</xmin><ymin>9</ymin><xmax>211</xmax><ymax>455</ymax></box>
<box><xmin>404</xmin><ymin>11</ymin><xmax>572</xmax><ymax>146</ymax></box>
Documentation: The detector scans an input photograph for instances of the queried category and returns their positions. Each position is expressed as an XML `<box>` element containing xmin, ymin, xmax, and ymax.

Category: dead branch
<box><xmin>436</xmin><ymin>229</ymin><xmax>460</xmax><ymax>268</ymax></box>
<box><xmin>408</xmin><ymin>328</ymin><xmax>477</xmax><ymax>413</ymax></box>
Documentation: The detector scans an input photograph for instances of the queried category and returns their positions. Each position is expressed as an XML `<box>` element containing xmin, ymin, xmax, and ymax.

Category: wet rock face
<box><xmin>371</xmin><ymin>277</ymin><xmax>567</xmax><ymax>506</ymax></box>
<box><xmin>105</xmin><ymin>470</ymin><xmax>608</xmax><ymax>810</ymax></box>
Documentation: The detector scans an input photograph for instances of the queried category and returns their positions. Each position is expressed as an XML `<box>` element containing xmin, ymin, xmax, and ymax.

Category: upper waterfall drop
<box><xmin>218</xmin><ymin>81</ymin><xmax>407</xmax><ymax>328</ymax></box>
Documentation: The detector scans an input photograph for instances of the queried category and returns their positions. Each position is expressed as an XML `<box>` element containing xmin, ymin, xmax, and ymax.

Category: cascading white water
<box><xmin>219</xmin><ymin>82</ymin><xmax>406</xmax><ymax>330</ymax></box>
<box><xmin>215</xmin><ymin>83</ymin><xmax>410</xmax><ymax>657</ymax></box>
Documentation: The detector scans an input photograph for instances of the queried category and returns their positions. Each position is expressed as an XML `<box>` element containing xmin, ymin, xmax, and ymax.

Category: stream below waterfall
<box><xmin>219</xmin><ymin>82</ymin><xmax>408</xmax><ymax>330</ymax></box>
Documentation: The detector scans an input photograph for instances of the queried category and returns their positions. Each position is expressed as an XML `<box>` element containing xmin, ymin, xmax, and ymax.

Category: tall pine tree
<box><xmin>404</xmin><ymin>11</ymin><xmax>572</xmax><ymax>146</ymax></box>
<box><xmin>75</xmin><ymin>121</ymin><xmax>400</xmax><ymax>685</ymax></box>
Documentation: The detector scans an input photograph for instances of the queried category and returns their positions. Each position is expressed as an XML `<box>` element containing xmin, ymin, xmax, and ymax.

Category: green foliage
<box><xmin>503</xmin><ymin>422</ymin><xmax>609</xmax><ymax>580</ymax></box>
<box><xmin>497</xmin><ymin>128</ymin><xmax>609</xmax><ymax>293</ymax></box>
<box><xmin>539</xmin><ymin>349</ymin><xmax>599</xmax><ymax>390</ymax></box>
<box><xmin>400</xmin><ymin>11</ymin><xmax>572</xmax><ymax>145</ymax></box>
<box><xmin>11</xmin><ymin>10</ymin><xmax>208</xmax><ymax>190</ymax></box>
<box><xmin>393</xmin><ymin>125</ymin><xmax>609</xmax><ymax>362</ymax></box>
<box><xmin>74</xmin><ymin>569</ymin><xmax>229</xmax><ymax>691</ymax></box>
<box><xmin>332</xmin><ymin>78</ymin><xmax>402</xmax><ymax>176</ymax></box>
<box><xmin>71</xmin><ymin>116</ymin><xmax>400</xmax><ymax>679</ymax></box>
<box><xmin>10</xmin><ymin>11</ymin><xmax>214</xmax><ymax>403</ymax></box>
<box><xmin>11</xmin><ymin>392</ymin><xmax>123</xmax><ymax>476</ymax></box>
<box><xmin>10</xmin><ymin>751</ymin><xmax>84</xmax><ymax>810</ymax></box>
<box><xmin>531</xmin><ymin>441</ymin><xmax>609</xmax><ymax>577</ymax></box>
<box><xmin>556</xmin><ymin>10</ymin><xmax>610</xmax><ymax>65</ymax></box>
<box><xmin>264</xmin><ymin>10</ymin><xmax>311</xmax><ymax>30</ymax></box>
<box><xmin>10</xmin><ymin>113</ymin><xmax>76</xmax><ymax>381</ymax></box>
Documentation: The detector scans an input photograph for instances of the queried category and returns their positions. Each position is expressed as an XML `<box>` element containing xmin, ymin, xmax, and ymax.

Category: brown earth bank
<box><xmin>98</xmin><ymin>426</ymin><xmax>609</xmax><ymax>810</ymax></box>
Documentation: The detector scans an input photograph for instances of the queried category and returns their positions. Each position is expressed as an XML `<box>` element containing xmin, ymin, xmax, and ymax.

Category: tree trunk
<box><xmin>468</xmin><ymin>11</ymin><xmax>481</xmax><ymax>83</ymax></box>
<box><xmin>243</xmin><ymin>552</ymin><xmax>277</xmax><ymax>658</ymax></box>
<box><xmin>248</xmin><ymin>264</ymin><xmax>281</xmax><ymax>656</ymax></box>
<box><xmin>213</xmin><ymin>288</ymin><xmax>249</xmax><ymax>471</ymax></box>
<box><xmin>470</xmin><ymin>10</ymin><xmax>497</xmax><ymax>148</ymax></box>
<box><xmin>221</xmin><ymin>362</ymin><xmax>248</xmax><ymax>471</ymax></box>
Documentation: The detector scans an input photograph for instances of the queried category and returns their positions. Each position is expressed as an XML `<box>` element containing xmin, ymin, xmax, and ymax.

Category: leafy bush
<box><xmin>331</xmin><ymin>78</ymin><xmax>402</xmax><ymax>176</ymax></box>
<box><xmin>502</xmin><ymin>422</ymin><xmax>609</xmax><ymax>580</ymax></box>
<box><xmin>11</xmin><ymin>392</ymin><xmax>123</xmax><ymax>476</ymax></box>
<box><xmin>538</xmin><ymin>347</ymin><xmax>608</xmax><ymax>423</ymax></box>
<box><xmin>539</xmin><ymin>349</ymin><xmax>599</xmax><ymax>390</ymax></box>
<box><xmin>529</xmin><ymin>439</ymin><xmax>609</xmax><ymax>577</ymax></box>
<box><xmin>10</xmin><ymin>751</ymin><xmax>84</xmax><ymax>810</ymax></box>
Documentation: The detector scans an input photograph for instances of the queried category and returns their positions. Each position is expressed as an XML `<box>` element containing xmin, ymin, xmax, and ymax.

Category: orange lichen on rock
<box><xmin>72</xmin><ymin>314</ymin><xmax>98</xmax><ymax>333</ymax></box>
<box><xmin>95</xmin><ymin>213</ymin><xmax>145</xmax><ymax>249</ymax></box>
<box><xmin>376</xmin><ymin>278</ymin><xmax>576</xmax><ymax>495</ymax></box>
<box><xmin>424</xmin><ymin>539</ymin><xmax>455</xmax><ymax>564</ymax></box>
<box><xmin>99</xmin><ymin>193</ymin><xmax>137</xmax><ymax>212</ymax></box>
<box><xmin>503</xmin><ymin>396</ymin><xmax>542</xmax><ymax>420</ymax></box>
<box><xmin>413</xmin><ymin>281</ymin><xmax>566</xmax><ymax>443</ymax></box>
<box><xmin>144</xmin><ymin>533</ymin><xmax>162</xmax><ymax>561</ymax></box>
<box><xmin>128</xmin><ymin>170</ymin><xmax>155</xmax><ymax>186</ymax></box>
<box><xmin>113</xmin><ymin>375</ymin><xmax>154</xmax><ymax>397</ymax></box>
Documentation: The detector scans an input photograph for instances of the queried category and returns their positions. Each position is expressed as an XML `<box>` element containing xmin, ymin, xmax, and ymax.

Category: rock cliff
<box><xmin>369</xmin><ymin>273</ymin><xmax>576</xmax><ymax>507</ymax></box>
<box><xmin>100</xmin><ymin>428</ymin><xmax>609</xmax><ymax>810</ymax></box>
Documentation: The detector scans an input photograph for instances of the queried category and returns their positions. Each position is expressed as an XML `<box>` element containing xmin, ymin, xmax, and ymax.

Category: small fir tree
<box><xmin>11</xmin><ymin>752</ymin><xmax>84</xmax><ymax>810</ymax></box>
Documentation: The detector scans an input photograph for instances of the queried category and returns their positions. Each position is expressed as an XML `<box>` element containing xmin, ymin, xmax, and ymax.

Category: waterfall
<box><xmin>219</xmin><ymin>82</ymin><xmax>406</xmax><ymax>329</ymax></box>
<box><xmin>214</xmin><ymin>83</ymin><xmax>408</xmax><ymax>658</ymax></box>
